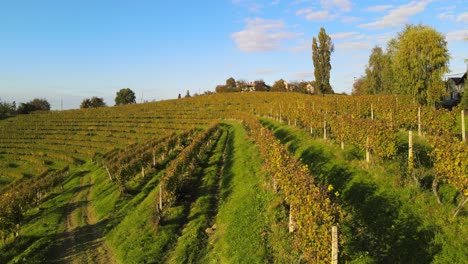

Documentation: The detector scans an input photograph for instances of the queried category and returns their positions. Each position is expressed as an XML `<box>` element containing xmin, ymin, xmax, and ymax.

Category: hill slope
<box><xmin>0</xmin><ymin>93</ymin><xmax>466</xmax><ymax>263</ymax></box>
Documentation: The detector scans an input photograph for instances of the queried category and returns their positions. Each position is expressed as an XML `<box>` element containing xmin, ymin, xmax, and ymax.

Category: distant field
<box><xmin>0</xmin><ymin>93</ymin><xmax>466</xmax><ymax>263</ymax></box>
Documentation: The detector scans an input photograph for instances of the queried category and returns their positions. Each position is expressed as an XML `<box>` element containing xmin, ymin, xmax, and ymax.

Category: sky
<box><xmin>0</xmin><ymin>0</ymin><xmax>467</xmax><ymax>110</ymax></box>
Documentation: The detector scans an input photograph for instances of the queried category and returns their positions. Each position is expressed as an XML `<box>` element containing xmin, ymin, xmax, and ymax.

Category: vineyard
<box><xmin>0</xmin><ymin>93</ymin><xmax>466</xmax><ymax>263</ymax></box>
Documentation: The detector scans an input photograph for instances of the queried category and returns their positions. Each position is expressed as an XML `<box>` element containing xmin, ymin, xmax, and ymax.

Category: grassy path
<box><xmin>52</xmin><ymin>169</ymin><xmax>116</xmax><ymax>264</ymax></box>
<box><xmin>204</xmin><ymin>121</ymin><xmax>271</xmax><ymax>263</ymax></box>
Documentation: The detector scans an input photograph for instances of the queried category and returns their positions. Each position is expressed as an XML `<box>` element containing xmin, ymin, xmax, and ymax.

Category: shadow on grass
<box><xmin>48</xmin><ymin>218</ymin><xmax>111</xmax><ymax>264</ymax></box>
<box><xmin>343</xmin><ymin>181</ymin><xmax>440</xmax><ymax>263</ymax></box>
<box><xmin>260</xmin><ymin>119</ymin><xmax>440</xmax><ymax>263</ymax></box>
<box><xmin>218</xmin><ymin>125</ymin><xmax>235</xmax><ymax>203</ymax></box>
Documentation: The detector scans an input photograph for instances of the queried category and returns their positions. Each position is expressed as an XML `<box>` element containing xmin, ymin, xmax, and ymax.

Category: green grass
<box><xmin>0</xmin><ymin>164</ymin><xmax>85</xmax><ymax>263</ymax></box>
<box><xmin>165</xmin><ymin>126</ymin><xmax>228</xmax><ymax>263</ymax></box>
<box><xmin>5</xmin><ymin>115</ymin><xmax>463</xmax><ymax>263</ymax></box>
<box><xmin>260</xmin><ymin>118</ymin><xmax>467</xmax><ymax>263</ymax></box>
<box><xmin>204</xmin><ymin>121</ymin><xmax>271</xmax><ymax>263</ymax></box>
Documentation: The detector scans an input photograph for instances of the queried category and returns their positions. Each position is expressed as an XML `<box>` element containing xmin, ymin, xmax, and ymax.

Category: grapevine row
<box><xmin>0</xmin><ymin>166</ymin><xmax>69</xmax><ymax>241</ymax></box>
<box><xmin>242</xmin><ymin>115</ymin><xmax>342</xmax><ymax>262</ymax></box>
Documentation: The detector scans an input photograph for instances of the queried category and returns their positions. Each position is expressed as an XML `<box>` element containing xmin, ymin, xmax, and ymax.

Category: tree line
<box><xmin>215</xmin><ymin>77</ymin><xmax>324</xmax><ymax>95</ymax></box>
<box><xmin>0</xmin><ymin>88</ymin><xmax>138</xmax><ymax>119</ymax></box>
<box><xmin>352</xmin><ymin>24</ymin><xmax>467</xmax><ymax>107</ymax></box>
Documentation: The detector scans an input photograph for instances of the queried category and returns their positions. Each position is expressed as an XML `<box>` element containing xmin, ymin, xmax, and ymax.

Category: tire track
<box><xmin>53</xmin><ymin>171</ymin><xmax>116</xmax><ymax>264</ymax></box>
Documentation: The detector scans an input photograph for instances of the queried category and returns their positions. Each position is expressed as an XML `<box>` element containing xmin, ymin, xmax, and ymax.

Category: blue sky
<box><xmin>0</xmin><ymin>0</ymin><xmax>467</xmax><ymax>109</ymax></box>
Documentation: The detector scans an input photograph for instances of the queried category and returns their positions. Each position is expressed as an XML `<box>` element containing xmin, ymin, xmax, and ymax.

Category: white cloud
<box><xmin>231</xmin><ymin>18</ymin><xmax>302</xmax><ymax>52</ymax></box>
<box><xmin>341</xmin><ymin>16</ymin><xmax>362</xmax><ymax>23</ymax></box>
<box><xmin>320</xmin><ymin>0</ymin><xmax>352</xmax><ymax>12</ymax></box>
<box><xmin>457</xmin><ymin>12</ymin><xmax>468</xmax><ymax>22</ymax></box>
<box><xmin>437</xmin><ymin>12</ymin><xmax>455</xmax><ymax>20</ymax></box>
<box><xmin>296</xmin><ymin>8</ymin><xmax>335</xmax><ymax>21</ymax></box>
<box><xmin>446</xmin><ymin>30</ymin><xmax>468</xmax><ymax>41</ymax></box>
<box><xmin>336</xmin><ymin>41</ymin><xmax>372</xmax><ymax>50</ymax></box>
<box><xmin>306</xmin><ymin>10</ymin><xmax>334</xmax><ymax>21</ymax></box>
<box><xmin>271</xmin><ymin>0</ymin><xmax>280</xmax><ymax>5</ymax></box>
<box><xmin>359</xmin><ymin>1</ymin><xmax>430</xmax><ymax>29</ymax></box>
<box><xmin>296</xmin><ymin>8</ymin><xmax>312</xmax><ymax>15</ymax></box>
<box><xmin>364</xmin><ymin>5</ymin><xmax>393</xmax><ymax>12</ymax></box>
<box><xmin>289</xmin><ymin>44</ymin><xmax>309</xmax><ymax>53</ymax></box>
<box><xmin>330</xmin><ymin>31</ymin><xmax>359</xmax><ymax>39</ymax></box>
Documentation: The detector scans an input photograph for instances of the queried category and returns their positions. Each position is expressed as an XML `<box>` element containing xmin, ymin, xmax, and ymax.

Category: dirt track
<box><xmin>53</xmin><ymin>172</ymin><xmax>116</xmax><ymax>264</ymax></box>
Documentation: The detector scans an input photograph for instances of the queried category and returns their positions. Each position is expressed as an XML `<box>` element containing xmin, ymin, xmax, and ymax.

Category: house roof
<box><xmin>444</xmin><ymin>72</ymin><xmax>467</xmax><ymax>85</ymax></box>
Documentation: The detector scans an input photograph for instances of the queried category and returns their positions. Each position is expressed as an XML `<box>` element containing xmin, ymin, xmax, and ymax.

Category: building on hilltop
<box><xmin>442</xmin><ymin>71</ymin><xmax>467</xmax><ymax>108</ymax></box>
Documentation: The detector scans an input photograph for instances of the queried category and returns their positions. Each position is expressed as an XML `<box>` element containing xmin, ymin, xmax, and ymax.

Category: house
<box><xmin>442</xmin><ymin>71</ymin><xmax>467</xmax><ymax>108</ymax></box>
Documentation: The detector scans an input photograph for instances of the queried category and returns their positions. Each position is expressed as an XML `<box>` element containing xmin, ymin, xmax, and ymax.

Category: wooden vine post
<box><xmin>462</xmin><ymin>110</ymin><xmax>466</xmax><ymax>142</ymax></box>
<box><xmin>288</xmin><ymin>209</ymin><xmax>297</xmax><ymax>233</ymax></box>
<box><xmin>365</xmin><ymin>136</ymin><xmax>370</xmax><ymax>164</ymax></box>
<box><xmin>324</xmin><ymin>120</ymin><xmax>327</xmax><ymax>140</ymax></box>
<box><xmin>105</xmin><ymin>166</ymin><xmax>113</xmax><ymax>181</ymax></box>
<box><xmin>332</xmin><ymin>226</ymin><xmax>338</xmax><ymax>264</ymax></box>
<box><xmin>418</xmin><ymin>107</ymin><xmax>422</xmax><ymax>137</ymax></box>
<box><xmin>408</xmin><ymin>131</ymin><xmax>414</xmax><ymax>169</ymax></box>
<box><xmin>159</xmin><ymin>184</ymin><xmax>163</xmax><ymax>211</ymax></box>
<box><xmin>371</xmin><ymin>104</ymin><xmax>374</xmax><ymax>120</ymax></box>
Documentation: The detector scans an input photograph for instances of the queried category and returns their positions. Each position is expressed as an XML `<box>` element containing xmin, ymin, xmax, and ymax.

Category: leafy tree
<box><xmin>253</xmin><ymin>79</ymin><xmax>269</xmax><ymax>91</ymax></box>
<box><xmin>0</xmin><ymin>100</ymin><xmax>16</xmax><ymax>119</ymax></box>
<box><xmin>215</xmin><ymin>85</ymin><xmax>227</xmax><ymax>93</ymax></box>
<box><xmin>352</xmin><ymin>76</ymin><xmax>367</xmax><ymax>95</ymax></box>
<box><xmin>312</xmin><ymin>27</ymin><xmax>334</xmax><ymax>94</ymax></box>
<box><xmin>80</xmin><ymin>96</ymin><xmax>106</xmax><ymax>109</ymax></box>
<box><xmin>29</xmin><ymin>98</ymin><xmax>50</xmax><ymax>111</ymax></box>
<box><xmin>185</xmin><ymin>90</ymin><xmax>191</xmax><ymax>98</ymax></box>
<box><xmin>460</xmin><ymin>80</ymin><xmax>468</xmax><ymax>110</ymax></box>
<box><xmin>17</xmin><ymin>98</ymin><xmax>50</xmax><ymax>114</ymax></box>
<box><xmin>364</xmin><ymin>46</ymin><xmax>388</xmax><ymax>94</ymax></box>
<box><xmin>271</xmin><ymin>79</ymin><xmax>287</xmax><ymax>92</ymax></box>
<box><xmin>392</xmin><ymin>24</ymin><xmax>449</xmax><ymax>105</ymax></box>
<box><xmin>115</xmin><ymin>88</ymin><xmax>136</xmax><ymax>106</ymax></box>
<box><xmin>236</xmin><ymin>79</ymin><xmax>249</xmax><ymax>92</ymax></box>
<box><xmin>225</xmin><ymin>77</ymin><xmax>237</xmax><ymax>92</ymax></box>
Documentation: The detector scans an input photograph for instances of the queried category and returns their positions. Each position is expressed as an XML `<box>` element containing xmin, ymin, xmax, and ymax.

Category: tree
<box><xmin>364</xmin><ymin>46</ymin><xmax>387</xmax><ymax>94</ymax></box>
<box><xmin>312</xmin><ymin>27</ymin><xmax>334</xmax><ymax>94</ymax></box>
<box><xmin>253</xmin><ymin>79</ymin><xmax>269</xmax><ymax>91</ymax></box>
<box><xmin>352</xmin><ymin>76</ymin><xmax>367</xmax><ymax>95</ymax></box>
<box><xmin>215</xmin><ymin>85</ymin><xmax>227</xmax><ymax>93</ymax></box>
<box><xmin>115</xmin><ymin>88</ymin><xmax>136</xmax><ymax>106</ymax></box>
<box><xmin>80</xmin><ymin>96</ymin><xmax>106</xmax><ymax>109</ymax></box>
<box><xmin>185</xmin><ymin>90</ymin><xmax>191</xmax><ymax>98</ymax></box>
<box><xmin>17</xmin><ymin>98</ymin><xmax>50</xmax><ymax>114</ymax></box>
<box><xmin>0</xmin><ymin>100</ymin><xmax>16</xmax><ymax>119</ymax></box>
<box><xmin>225</xmin><ymin>77</ymin><xmax>237</xmax><ymax>92</ymax></box>
<box><xmin>271</xmin><ymin>79</ymin><xmax>287</xmax><ymax>92</ymax></box>
<box><xmin>392</xmin><ymin>24</ymin><xmax>449</xmax><ymax>105</ymax></box>
<box><xmin>236</xmin><ymin>79</ymin><xmax>249</xmax><ymax>92</ymax></box>
<box><xmin>29</xmin><ymin>99</ymin><xmax>50</xmax><ymax>111</ymax></box>
<box><xmin>459</xmin><ymin>80</ymin><xmax>468</xmax><ymax>110</ymax></box>
<box><xmin>178</xmin><ymin>93</ymin><xmax>182</xmax><ymax>99</ymax></box>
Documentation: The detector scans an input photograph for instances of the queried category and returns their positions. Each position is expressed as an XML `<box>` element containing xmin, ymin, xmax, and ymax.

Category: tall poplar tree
<box><xmin>392</xmin><ymin>24</ymin><xmax>449</xmax><ymax>105</ymax></box>
<box><xmin>312</xmin><ymin>27</ymin><xmax>334</xmax><ymax>94</ymax></box>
